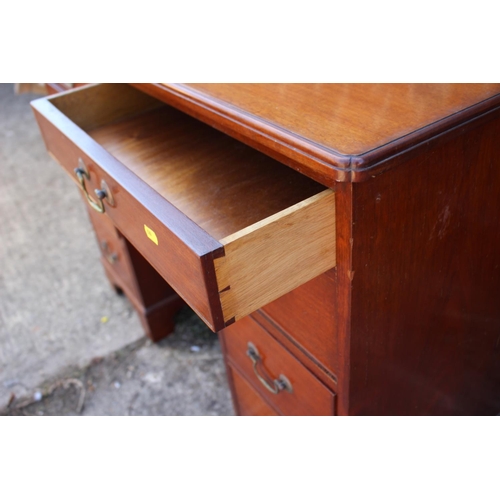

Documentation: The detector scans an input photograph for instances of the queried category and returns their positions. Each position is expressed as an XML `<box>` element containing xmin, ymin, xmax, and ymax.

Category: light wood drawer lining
<box><xmin>215</xmin><ymin>190</ymin><xmax>336</xmax><ymax>324</ymax></box>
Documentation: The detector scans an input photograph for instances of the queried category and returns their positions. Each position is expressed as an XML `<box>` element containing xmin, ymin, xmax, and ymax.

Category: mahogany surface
<box><xmin>86</xmin><ymin>202</ymin><xmax>185</xmax><ymax>342</ymax></box>
<box><xmin>226</xmin><ymin>366</ymin><xmax>279</xmax><ymax>416</ymax></box>
<box><xmin>32</xmin><ymin>83</ymin><xmax>500</xmax><ymax>415</ymax></box>
<box><xmin>32</xmin><ymin>86</ymin><xmax>334</xmax><ymax>332</ymax></box>
<box><xmin>86</xmin><ymin>202</ymin><xmax>139</xmax><ymax>296</ymax></box>
<box><xmin>32</xmin><ymin>98</ymin><xmax>226</xmax><ymax>329</ymax></box>
<box><xmin>349</xmin><ymin>115</ymin><xmax>500</xmax><ymax>415</ymax></box>
<box><xmin>183</xmin><ymin>84</ymin><xmax>500</xmax><ymax>155</ymax></box>
<box><xmin>88</xmin><ymin>105</ymin><xmax>323</xmax><ymax>240</ymax></box>
<box><xmin>258</xmin><ymin>271</ymin><xmax>340</xmax><ymax>380</ymax></box>
<box><xmin>134</xmin><ymin>83</ymin><xmax>500</xmax><ymax>184</ymax></box>
<box><xmin>221</xmin><ymin>316</ymin><xmax>336</xmax><ymax>416</ymax></box>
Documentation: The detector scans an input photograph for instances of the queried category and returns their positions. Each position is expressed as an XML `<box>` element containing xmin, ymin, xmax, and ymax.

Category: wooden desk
<box><xmin>32</xmin><ymin>84</ymin><xmax>500</xmax><ymax>415</ymax></box>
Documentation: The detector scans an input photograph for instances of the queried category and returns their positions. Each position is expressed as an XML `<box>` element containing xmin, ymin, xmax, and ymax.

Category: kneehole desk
<box><xmin>32</xmin><ymin>83</ymin><xmax>500</xmax><ymax>415</ymax></box>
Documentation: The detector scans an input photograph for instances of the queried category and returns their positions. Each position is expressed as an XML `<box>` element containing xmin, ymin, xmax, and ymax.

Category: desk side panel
<box><xmin>349</xmin><ymin>114</ymin><xmax>500</xmax><ymax>415</ymax></box>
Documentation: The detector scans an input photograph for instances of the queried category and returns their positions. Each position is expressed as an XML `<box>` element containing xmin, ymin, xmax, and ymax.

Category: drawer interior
<box><xmin>45</xmin><ymin>83</ymin><xmax>336</xmax><ymax>329</ymax></box>
<box><xmin>51</xmin><ymin>84</ymin><xmax>325</xmax><ymax>241</ymax></box>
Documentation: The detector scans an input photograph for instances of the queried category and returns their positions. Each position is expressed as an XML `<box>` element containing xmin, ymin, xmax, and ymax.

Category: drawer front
<box><xmin>31</xmin><ymin>84</ymin><xmax>336</xmax><ymax>332</ymax></box>
<box><xmin>222</xmin><ymin>316</ymin><xmax>336</xmax><ymax>415</ymax></box>
<box><xmin>85</xmin><ymin>201</ymin><xmax>138</xmax><ymax>295</ymax></box>
<box><xmin>259</xmin><ymin>271</ymin><xmax>340</xmax><ymax>379</ymax></box>
<box><xmin>32</xmin><ymin>94</ymin><xmax>225</xmax><ymax>329</ymax></box>
<box><xmin>228</xmin><ymin>366</ymin><xmax>279</xmax><ymax>416</ymax></box>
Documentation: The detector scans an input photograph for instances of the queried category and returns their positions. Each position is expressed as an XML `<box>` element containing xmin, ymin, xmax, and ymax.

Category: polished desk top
<box><xmin>133</xmin><ymin>83</ymin><xmax>500</xmax><ymax>185</ymax></box>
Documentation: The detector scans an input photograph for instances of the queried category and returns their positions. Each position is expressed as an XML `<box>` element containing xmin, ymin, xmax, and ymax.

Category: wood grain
<box><xmin>100</xmin><ymin>251</ymin><xmax>185</xmax><ymax>343</ymax></box>
<box><xmin>185</xmin><ymin>84</ymin><xmax>500</xmax><ymax>154</ymax></box>
<box><xmin>215</xmin><ymin>190</ymin><xmax>336</xmax><ymax>323</ymax></box>
<box><xmin>31</xmin><ymin>86</ymin><xmax>331</xmax><ymax>332</ymax></box>
<box><xmin>31</xmin><ymin>97</ymin><xmax>226</xmax><ymax>330</ymax></box>
<box><xmin>88</xmin><ymin>104</ymin><xmax>323</xmax><ymax>240</ymax></box>
<box><xmin>349</xmin><ymin>114</ymin><xmax>500</xmax><ymax>415</ymax></box>
<box><xmin>44</xmin><ymin>82</ymin><xmax>185</xmax><ymax>343</ymax></box>
<box><xmin>120</xmin><ymin>237</ymin><xmax>186</xmax><ymax>342</ymax></box>
<box><xmin>133</xmin><ymin>83</ymin><xmax>500</xmax><ymax>183</ymax></box>
<box><xmin>256</xmin><ymin>271</ymin><xmax>340</xmax><ymax>383</ymax></box>
<box><xmin>32</xmin><ymin>83</ymin><xmax>500</xmax><ymax>415</ymax></box>
<box><xmin>50</xmin><ymin>83</ymin><xmax>162</xmax><ymax>130</ymax></box>
<box><xmin>255</xmin><ymin>182</ymin><xmax>354</xmax><ymax>412</ymax></box>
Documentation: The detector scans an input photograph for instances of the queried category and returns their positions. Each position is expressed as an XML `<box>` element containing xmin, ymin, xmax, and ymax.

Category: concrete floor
<box><xmin>0</xmin><ymin>84</ymin><xmax>233</xmax><ymax>415</ymax></box>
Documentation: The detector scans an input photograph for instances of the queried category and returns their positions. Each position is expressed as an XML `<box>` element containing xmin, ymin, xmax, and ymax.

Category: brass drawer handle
<box><xmin>246</xmin><ymin>342</ymin><xmax>293</xmax><ymax>394</ymax></box>
<box><xmin>101</xmin><ymin>241</ymin><xmax>118</xmax><ymax>264</ymax></box>
<box><xmin>74</xmin><ymin>158</ymin><xmax>114</xmax><ymax>213</ymax></box>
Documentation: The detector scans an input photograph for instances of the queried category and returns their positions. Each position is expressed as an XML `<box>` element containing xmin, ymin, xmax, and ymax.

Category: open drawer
<box><xmin>31</xmin><ymin>84</ymin><xmax>336</xmax><ymax>331</ymax></box>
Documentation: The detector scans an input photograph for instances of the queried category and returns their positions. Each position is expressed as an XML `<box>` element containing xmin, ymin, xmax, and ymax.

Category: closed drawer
<box><xmin>222</xmin><ymin>316</ymin><xmax>336</xmax><ymax>415</ymax></box>
<box><xmin>31</xmin><ymin>84</ymin><xmax>336</xmax><ymax>331</ymax></box>
<box><xmin>228</xmin><ymin>366</ymin><xmax>279</xmax><ymax>416</ymax></box>
<box><xmin>85</xmin><ymin>201</ymin><xmax>138</xmax><ymax>294</ymax></box>
<box><xmin>258</xmin><ymin>272</ymin><xmax>341</xmax><ymax>380</ymax></box>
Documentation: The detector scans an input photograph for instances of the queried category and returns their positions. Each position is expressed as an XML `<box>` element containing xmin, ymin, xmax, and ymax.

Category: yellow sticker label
<box><xmin>144</xmin><ymin>224</ymin><xmax>158</xmax><ymax>245</ymax></box>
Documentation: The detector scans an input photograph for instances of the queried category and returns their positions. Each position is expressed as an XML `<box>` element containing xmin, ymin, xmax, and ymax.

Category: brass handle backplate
<box><xmin>246</xmin><ymin>342</ymin><xmax>293</xmax><ymax>395</ymax></box>
<box><xmin>75</xmin><ymin>158</ymin><xmax>114</xmax><ymax>213</ymax></box>
<box><xmin>100</xmin><ymin>241</ymin><xmax>118</xmax><ymax>264</ymax></box>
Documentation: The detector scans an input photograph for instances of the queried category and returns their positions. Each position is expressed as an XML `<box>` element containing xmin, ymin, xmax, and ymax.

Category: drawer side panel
<box><xmin>215</xmin><ymin>190</ymin><xmax>336</xmax><ymax>324</ymax></box>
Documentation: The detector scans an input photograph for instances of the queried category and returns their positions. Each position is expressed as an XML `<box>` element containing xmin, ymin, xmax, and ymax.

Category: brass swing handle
<box><xmin>74</xmin><ymin>159</ymin><xmax>114</xmax><ymax>214</ymax></box>
<box><xmin>246</xmin><ymin>342</ymin><xmax>293</xmax><ymax>394</ymax></box>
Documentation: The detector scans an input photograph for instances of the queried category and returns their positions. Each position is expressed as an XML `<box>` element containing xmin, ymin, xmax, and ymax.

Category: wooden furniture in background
<box><xmin>45</xmin><ymin>83</ymin><xmax>87</xmax><ymax>95</ymax></box>
<box><xmin>32</xmin><ymin>83</ymin><xmax>500</xmax><ymax>415</ymax></box>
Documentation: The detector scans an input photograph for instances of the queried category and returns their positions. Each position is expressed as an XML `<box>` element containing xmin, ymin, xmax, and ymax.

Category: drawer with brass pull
<box><xmin>31</xmin><ymin>83</ymin><xmax>336</xmax><ymax>332</ymax></box>
<box><xmin>227</xmin><ymin>365</ymin><xmax>280</xmax><ymax>416</ymax></box>
<box><xmin>221</xmin><ymin>315</ymin><xmax>336</xmax><ymax>415</ymax></box>
<box><xmin>84</xmin><ymin>201</ymin><xmax>139</xmax><ymax>296</ymax></box>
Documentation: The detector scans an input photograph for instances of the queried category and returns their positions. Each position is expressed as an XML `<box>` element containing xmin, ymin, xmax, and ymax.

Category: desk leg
<box><xmin>85</xmin><ymin>203</ymin><xmax>185</xmax><ymax>342</ymax></box>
